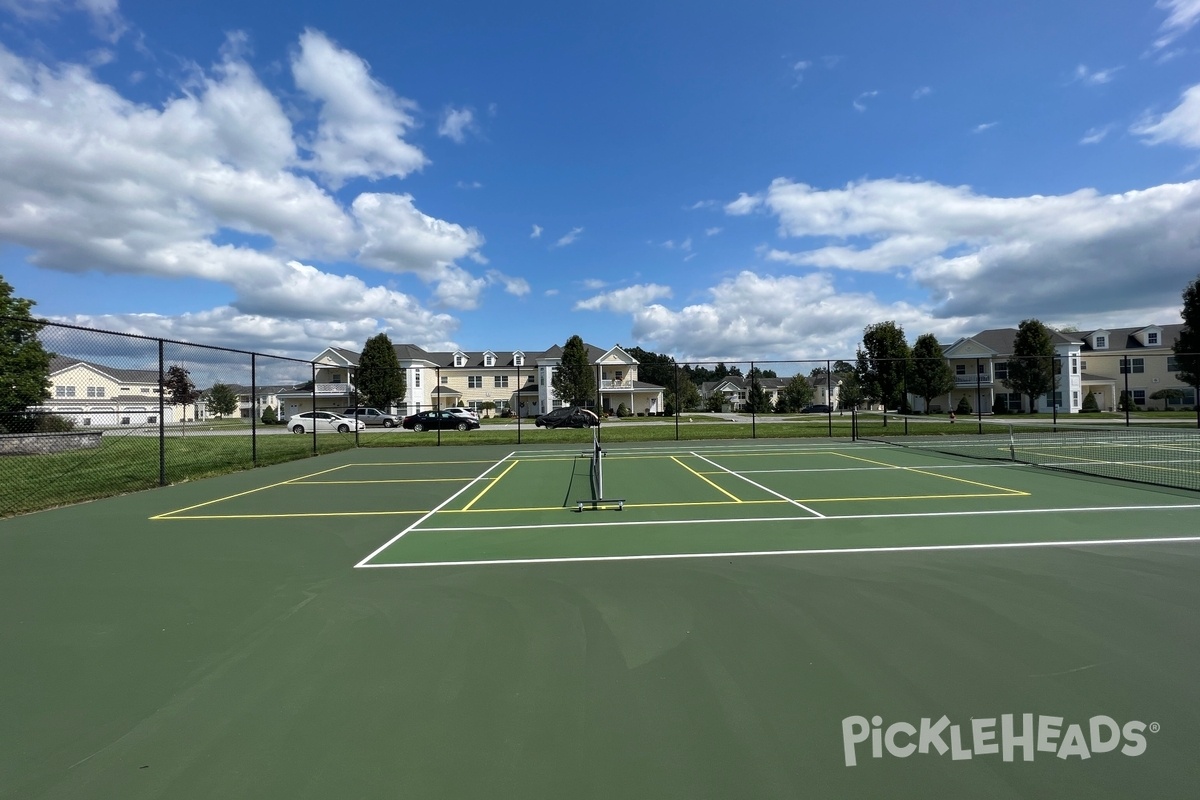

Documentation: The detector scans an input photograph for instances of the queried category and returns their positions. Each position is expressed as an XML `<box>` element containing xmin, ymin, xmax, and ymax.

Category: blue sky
<box><xmin>2</xmin><ymin>0</ymin><xmax>1200</xmax><ymax>363</ymax></box>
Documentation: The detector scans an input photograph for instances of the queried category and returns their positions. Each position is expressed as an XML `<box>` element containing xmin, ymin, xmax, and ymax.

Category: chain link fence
<box><xmin>2</xmin><ymin>316</ymin><xmax>1197</xmax><ymax>516</ymax></box>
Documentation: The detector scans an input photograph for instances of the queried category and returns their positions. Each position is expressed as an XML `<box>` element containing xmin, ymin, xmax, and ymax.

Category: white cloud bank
<box><xmin>0</xmin><ymin>30</ymin><xmax>504</xmax><ymax>354</ymax></box>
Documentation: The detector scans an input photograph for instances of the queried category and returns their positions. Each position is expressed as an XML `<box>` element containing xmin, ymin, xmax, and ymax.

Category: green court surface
<box><xmin>3</xmin><ymin>438</ymin><xmax>1200</xmax><ymax>798</ymax></box>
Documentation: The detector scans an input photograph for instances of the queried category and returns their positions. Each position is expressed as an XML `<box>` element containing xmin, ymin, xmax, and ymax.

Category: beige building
<box><xmin>40</xmin><ymin>357</ymin><xmax>188</xmax><ymax>426</ymax></box>
<box><xmin>276</xmin><ymin>342</ymin><xmax>666</xmax><ymax>420</ymax></box>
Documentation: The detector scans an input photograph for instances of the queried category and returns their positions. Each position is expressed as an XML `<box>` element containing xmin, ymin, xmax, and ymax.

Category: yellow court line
<box><xmin>348</xmin><ymin>459</ymin><xmax>501</xmax><ymax>466</ymax></box>
<box><xmin>150</xmin><ymin>463</ymin><xmax>355</xmax><ymax>519</ymax></box>
<box><xmin>671</xmin><ymin>456</ymin><xmax>744</xmax><ymax>502</ymax></box>
<box><xmin>461</xmin><ymin>460</ymin><xmax>520</xmax><ymax>511</ymax></box>
<box><xmin>833</xmin><ymin>452</ymin><xmax>1029</xmax><ymax>496</ymax></box>
<box><xmin>1015</xmin><ymin>447</ymin><xmax>1198</xmax><ymax>477</ymax></box>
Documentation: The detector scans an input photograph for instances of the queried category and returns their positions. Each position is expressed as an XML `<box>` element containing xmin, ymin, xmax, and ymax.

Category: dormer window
<box><xmin>484</xmin><ymin>353</ymin><xmax>495</xmax><ymax>367</ymax></box>
<box><xmin>1094</xmin><ymin>335</ymin><xmax>1107</xmax><ymax>349</ymax></box>
<box><xmin>454</xmin><ymin>353</ymin><xmax>466</xmax><ymax>367</ymax></box>
<box><xmin>513</xmin><ymin>353</ymin><xmax>524</xmax><ymax>367</ymax></box>
<box><xmin>1147</xmin><ymin>332</ymin><xmax>1159</xmax><ymax>345</ymax></box>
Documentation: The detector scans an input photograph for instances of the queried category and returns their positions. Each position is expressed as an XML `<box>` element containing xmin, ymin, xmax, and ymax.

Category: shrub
<box><xmin>262</xmin><ymin>405</ymin><xmax>279</xmax><ymax>425</ymax></box>
<box><xmin>1081</xmin><ymin>392</ymin><xmax>1100</xmax><ymax>413</ymax></box>
<box><xmin>992</xmin><ymin>397</ymin><xmax>1006</xmax><ymax>415</ymax></box>
<box><xmin>955</xmin><ymin>396</ymin><xmax>972</xmax><ymax>415</ymax></box>
<box><xmin>617</xmin><ymin>403</ymin><xmax>630</xmax><ymax>417</ymax></box>
<box><xmin>35</xmin><ymin>414</ymin><xmax>75</xmax><ymax>432</ymax></box>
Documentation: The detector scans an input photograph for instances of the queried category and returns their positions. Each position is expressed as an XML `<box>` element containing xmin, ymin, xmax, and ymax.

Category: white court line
<box><xmin>394</xmin><ymin>502</ymin><xmax>1200</xmax><ymax>534</ymax></box>
<box><xmin>692</xmin><ymin>452</ymin><xmax>825</xmax><ymax>518</ymax></box>
<box><xmin>353</xmin><ymin>451</ymin><xmax>517</xmax><ymax>568</ymax></box>
<box><xmin>357</xmin><ymin>534</ymin><xmax>1200</xmax><ymax>570</ymax></box>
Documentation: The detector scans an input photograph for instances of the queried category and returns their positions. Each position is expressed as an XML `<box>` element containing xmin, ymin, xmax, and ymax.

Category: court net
<box><xmin>858</xmin><ymin>420</ymin><xmax>1200</xmax><ymax>492</ymax></box>
<box><xmin>575</xmin><ymin>426</ymin><xmax>624</xmax><ymax>511</ymax></box>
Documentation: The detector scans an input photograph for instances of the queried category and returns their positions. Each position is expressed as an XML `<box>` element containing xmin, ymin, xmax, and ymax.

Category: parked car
<box><xmin>402</xmin><ymin>410</ymin><xmax>481</xmax><ymax>432</ymax></box>
<box><xmin>800</xmin><ymin>404</ymin><xmax>833</xmax><ymax>414</ymax></box>
<box><xmin>440</xmin><ymin>406</ymin><xmax>480</xmax><ymax>421</ymax></box>
<box><xmin>287</xmin><ymin>411</ymin><xmax>366</xmax><ymax>434</ymax></box>
<box><xmin>342</xmin><ymin>407</ymin><xmax>402</xmax><ymax>427</ymax></box>
<box><xmin>535</xmin><ymin>406</ymin><xmax>600</xmax><ymax>429</ymax></box>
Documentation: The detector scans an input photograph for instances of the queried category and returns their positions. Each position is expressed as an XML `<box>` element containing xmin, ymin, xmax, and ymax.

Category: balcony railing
<box><xmin>954</xmin><ymin>375</ymin><xmax>993</xmax><ymax>386</ymax></box>
<box><xmin>314</xmin><ymin>382</ymin><xmax>355</xmax><ymax>395</ymax></box>
<box><xmin>600</xmin><ymin>380</ymin><xmax>632</xmax><ymax>389</ymax></box>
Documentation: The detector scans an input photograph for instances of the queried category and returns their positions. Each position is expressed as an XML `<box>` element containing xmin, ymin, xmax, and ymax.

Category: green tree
<box><xmin>1081</xmin><ymin>392</ymin><xmax>1100</xmax><ymax>413</ymax></box>
<box><xmin>908</xmin><ymin>333</ymin><xmax>955</xmax><ymax>414</ymax></box>
<box><xmin>856</xmin><ymin>321</ymin><xmax>910</xmax><ymax>422</ymax></box>
<box><xmin>262</xmin><ymin>405</ymin><xmax>279</xmax><ymax>424</ymax></box>
<box><xmin>956</xmin><ymin>395</ymin><xmax>973</xmax><ymax>415</ymax></box>
<box><xmin>622</xmin><ymin>346</ymin><xmax>675</xmax><ymax>388</ymax></box>
<box><xmin>551</xmin><ymin>335</ymin><xmax>596</xmax><ymax>406</ymax></box>
<box><xmin>1150</xmin><ymin>388</ymin><xmax>1184</xmax><ymax>410</ymax></box>
<box><xmin>745</xmin><ymin>375</ymin><xmax>771</xmax><ymax>413</ymax></box>
<box><xmin>778</xmin><ymin>375</ymin><xmax>814</xmax><ymax>412</ymax></box>
<box><xmin>668</xmin><ymin>378</ymin><xmax>702</xmax><ymax>413</ymax></box>
<box><xmin>0</xmin><ymin>276</ymin><xmax>54</xmax><ymax>429</ymax></box>
<box><xmin>837</xmin><ymin>370</ymin><xmax>866</xmax><ymax>410</ymax></box>
<box><xmin>357</xmin><ymin>333</ymin><xmax>406</xmax><ymax>410</ymax></box>
<box><xmin>161</xmin><ymin>365</ymin><xmax>201</xmax><ymax>436</ymax></box>
<box><xmin>1004</xmin><ymin>319</ymin><xmax>1057</xmax><ymax>413</ymax></box>
<box><xmin>705</xmin><ymin>392</ymin><xmax>725</xmax><ymax>412</ymax></box>
<box><xmin>1173</xmin><ymin>274</ymin><xmax>1200</xmax><ymax>395</ymax></box>
<box><xmin>206</xmin><ymin>383</ymin><xmax>239</xmax><ymax>418</ymax></box>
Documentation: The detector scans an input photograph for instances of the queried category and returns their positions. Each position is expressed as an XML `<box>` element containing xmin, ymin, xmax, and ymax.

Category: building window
<box><xmin>82</xmin><ymin>417</ymin><xmax>91</xmax><ymax>426</ymax></box>
<box><xmin>1080</xmin><ymin>360</ymin><xmax>1087</xmax><ymax>370</ymax></box>
<box><xmin>955</xmin><ymin>364</ymin><xmax>966</xmax><ymax>376</ymax></box>
<box><xmin>1132</xmin><ymin>389</ymin><xmax>1147</xmax><ymax>406</ymax></box>
<box><xmin>454</xmin><ymin>354</ymin><xmax>466</xmax><ymax>367</ymax></box>
<box><xmin>56</xmin><ymin>385</ymin><xmax>76</xmax><ymax>397</ymax></box>
<box><xmin>1169</xmin><ymin>388</ymin><xmax>1197</xmax><ymax>406</ymax></box>
<box><xmin>1147</xmin><ymin>332</ymin><xmax>1159</xmax><ymax>345</ymax></box>
<box><xmin>441</xmin><ymin>375</ymin><xmax>450</xmax><ymax>385</ymax></box>
<box><xmin>1094</xmin><ymin>335</ymin><xmax>1107</xmax><ymax>349</ymax></box>
<box><xmin>1070</xmin><ymin>358</ymin><xmax>1077</xmax><ymax>375</ymax></box>
<box><xmin>484</xmin><ymin>354</ymin><xmax>495</xmax><ymax>367</ymax></box>
<box><xmin>1119</xmin><ymin>358</ymin><xmax>1145</xmax><ymax>374</ymax></box>
<box><xmin>494</xmin><ymin>375</ymin><xmax>509</xmax><ymax>388</ymax></box>
<box><xmin>1072</xmin><ymin>391</ymin><xmax>1079</xmax><ymax>406</ymax></box>
<box><xmin>994</xmin><ymin>362</ymin><xmax>1008</xmax><ymax>380</ymax></box>
<box><xmin>514</xmin><ymin>354</ymin><xmax>524</xmax><ymax>367</ymax></box>
<box><xmin>468</xmin><ymin>375</ymin><xmax>483</xmax><ymax>388</ymax></box>
<box><xmin>413</xmin><ymin>370</ymin><xmax>421</xmax><ymax>388</ymax></box>
<box><xmin>1167</xmin><ymin>356</ymin><xmax>1179</xmax><ymax>373</ymax></box>
<box><xmin>87</xmin><ymin>386</ymin><xmax>105</xmax><ymax>398</ymax></box>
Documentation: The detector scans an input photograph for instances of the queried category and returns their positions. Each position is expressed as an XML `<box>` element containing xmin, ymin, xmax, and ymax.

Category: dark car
<box><xmin>800</xmin><ymin>404</ymin><xmax>833</xmax><ymax>413</ymax></box>
<box><xmin>535</xmin><ymin>406</ymin><xmax>600</xmax><ymax>429</ymax></box>
<box><xmin>402</xmin><ymin>410</ymin><xmax>480</xmax><ymax>432</ymax></box>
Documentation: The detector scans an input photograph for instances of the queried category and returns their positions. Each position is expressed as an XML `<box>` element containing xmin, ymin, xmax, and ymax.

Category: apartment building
<box><xmin>276</xmin><ymin>342</ymin><xmax>665</xmax><ymax>420</ymax></box>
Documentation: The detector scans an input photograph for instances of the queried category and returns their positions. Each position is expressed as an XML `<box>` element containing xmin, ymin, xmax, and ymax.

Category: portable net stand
<box><xmin>576</xmin><ymin>424</ymin><xmax>624</xmax><ymax>511</ymax></box>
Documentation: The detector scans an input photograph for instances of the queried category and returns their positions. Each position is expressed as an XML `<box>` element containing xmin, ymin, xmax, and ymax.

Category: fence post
<box><xmin>975</xmin><ymin>357</ymin><xmax>983</xmax><ymax>434</ymax></box>
<box><xmin>674</xmin><ymin>362</ymin><xmax>680</xmax><ymax>441</ymax></box>
<box><xmin>158</xmin><ymin>339</ymin><xmax>166</xmax><ymax>486</ymax></box>
<box><xmin>251</xmin><ymin>353</ymin><xmax>258</xmax><ymax>466</ymax></box>
<box><xmin>310</xmin><ymin>362</ymin><xmax>317</xmax><ymax>452</ymax></box>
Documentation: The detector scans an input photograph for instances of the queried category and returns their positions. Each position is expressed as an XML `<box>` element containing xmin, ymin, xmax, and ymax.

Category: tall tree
<box><xmin>1173</xmin><ymin>274</ymin><xmax>1200</xmax><ymax>395</ymax></box>
<box><xmin>1004</xmin><ymin>319</ymin><xmax>1057</xmax><ymax>413</ymax></box>
<box><xmin>778</xmin><ymin>375</ymin><xmax>814</xmax><ymax>412</ymax></box>
<box><xmin>0</xmin><ymin>276</ymin><xmax>54</xmax><ymax>427</ymax></box>
<box><xmin>745</xmin><ymin>375</ymin><xmax>771</xmax><ymax>413</ymax></box>
<box><xmin>161</xmin><ymin>365</ymin><xmax>201</xmax><ymax>436</ymax></box>
<box><xmin>206</xmin><ymin>383</ymin><xmax>239</xmax><ymax>418</ymax></box>
<box><xmin>908</xmin><ymin>333</ymin><xmax>955</xmax><ymax>414</ymax></box>
<box><xmin>622</xmin><ymin>345</ymin><xmax>675</xmax><ymax>388</ymax></box>
<box><xmin>357</xmin><ymin>333</ymin><xmax>406</xmax><ymax>410</ymax></box>
<box><xmin>551</xmin><ymin>335</ymin><xmax>596</xmax><ymax>406</ymax></box>
<box><xmin>837</xmin><ymin>370</ymin><xmax>866</xmax><ymax>410</ymax></box>
<box><xmin>668</xmin><ymin>379</ymin><xmax>702</xmax><ymax>413</ymax></box>
<box><xmin>856</xmin><ymin>321</ymin><xmax>910</xmax><ymax>421</ymax></box>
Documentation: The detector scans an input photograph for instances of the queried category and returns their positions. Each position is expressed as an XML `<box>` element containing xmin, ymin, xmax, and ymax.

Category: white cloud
<box><xmin>972</xmin><ymin>121</ymin><xmax>998</xmax><ymax>133</ymax></box>
<box><xmin>486</xmin><ymin>269</ymin><xmax>531</xmax><ymax>297</ymax></box>
<box><xmin>1154</xmin><ymin>0</ymin><xmax>1200</xmax><ymax>49</ymax></box>
<box><xmin>791</xmin><ymin>60</ymin><xmax>811</xmax><ymax>86</ymax></box>
<box><xmin>912</xmin><ymin>86</ymin><xmax>932</xmax><ymax>99</ymax></box>
<box><xmin>725</xmin><ymin>193</ymin><xmax>761</xmax><ymax>215</ymax></box>
<box><xmin>530</xmin><ymin>224</ymin><xmax>543</xmax><ymax>239</ymax></box>
<box><xmin>1132</xmin><ymin>83</ymin><xmax>1200</xmax><ymax>148</ymax></box>
<box><xmin>1</xmin><ymin>0</ymin><xmax>126</xmax><ymax>40</ymax></box>
<box><xmin>438</xmin><ymin>106</ymin><xmax>476</xmax><ymax>143</ymax></box>
<box><xmin>1071</xmin><ymin>64</ymin><xmax>1122</xmax><ymax>86</ymax></box>
<box><xmin>0</xmin><ymin>36</ymin><xmax>490</xmax><ymax>333</ymax></box>
<box><xmin>853</xmin><ymin>90</ymin><xmax>878</xmax><ymax>112</ymax></box>
<box><xmin>575</xmin><ymin>283</ymin><xmax>673</xmax><ymax>313</ymax></box>
<box><xmin>553</xmin><ymin>226</ymin><xmax>584</xmax><ymax>247</ymax></box>
<box><xmin>1080</xmin><ymin>124</ymin><xmax>1113</xmax><ymax>145</ymax></box>
<box><xmin>290</xmin><ymin>29</ymin><xmax>427</xmax><ymax>187</ymax></box>
<box><xmin>722</xmin><ymin>176</ymin><xmax>1200</xmax><ymax>327</ymax></box>
<box><xmin>705</xmin><ymin>227</ymin><xmax>722</xmax><ymax>236</ymax></box>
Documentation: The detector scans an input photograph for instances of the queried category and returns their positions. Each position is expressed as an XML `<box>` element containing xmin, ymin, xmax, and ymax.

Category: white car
<box><xmin>287</xmin><ymin>411</ymin><xmax>366</xmax><ymax>434</ymax></box>
<box><xmin>441</xmin><ymin>407</ymin><xmax>480</xmax><ymax>421</ymax></box>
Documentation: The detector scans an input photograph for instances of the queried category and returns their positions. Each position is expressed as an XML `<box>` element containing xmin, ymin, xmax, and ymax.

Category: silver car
<box><xmin>342</xmin><ymin>407</ymin><xmax>402</xmax><ymax>427</ymax></box>
<box><xmin>287</xmin><ymin>411</ymin><xmax>366</xmax><ymax>434</ymax></box>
